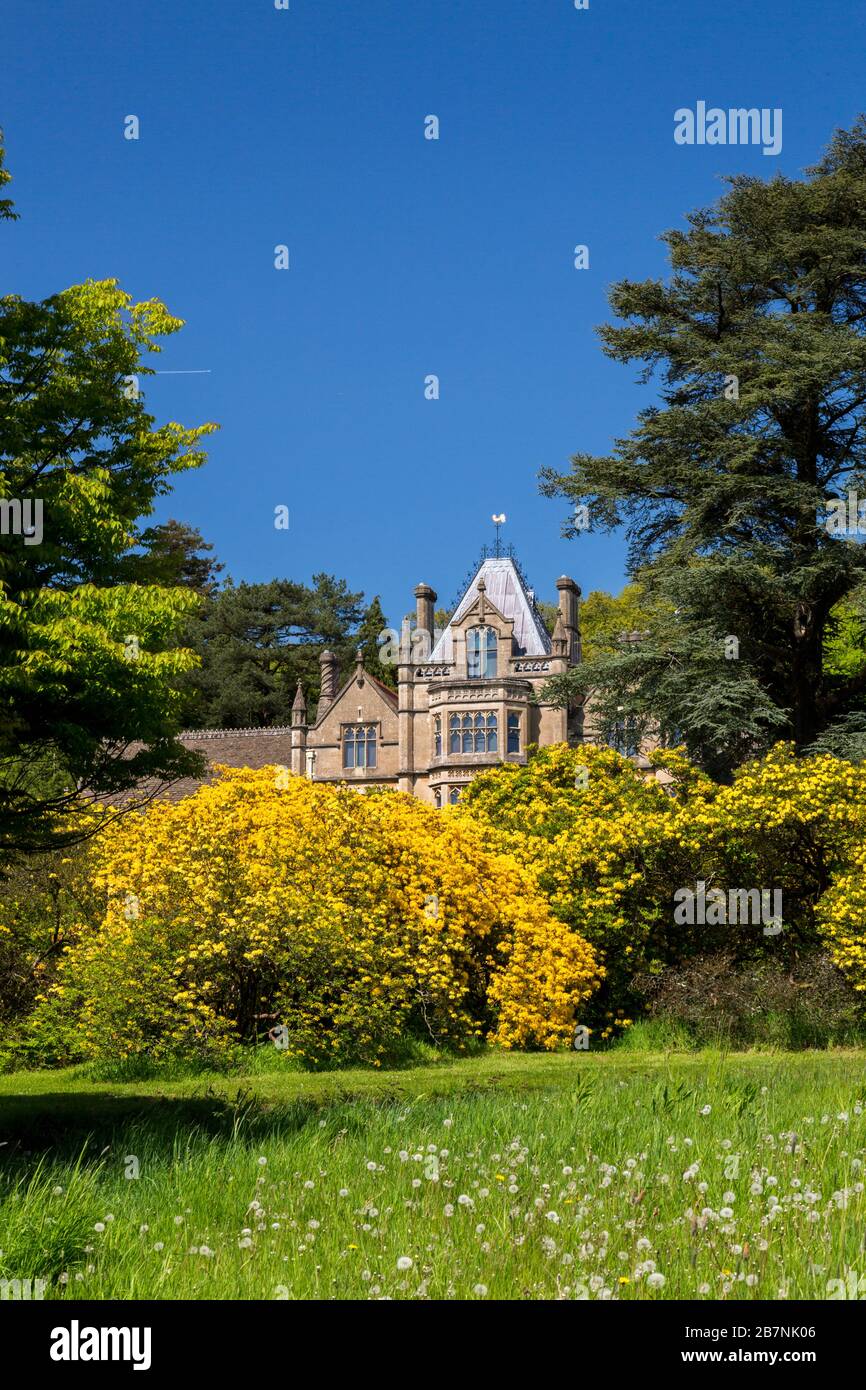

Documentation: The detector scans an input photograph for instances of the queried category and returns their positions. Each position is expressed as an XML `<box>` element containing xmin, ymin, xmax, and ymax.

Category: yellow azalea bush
<box><xmin>455</xmin><ymin>744</ymin><xmax>704</xmax><ymax>1036</ymax></box>
<box><xmin>31</xmin><ymin>767</ymin><xmax>601</xmax><ymax>1065</ymax></box>
<box><xmin>456</xmin><ymin>743</ymin><xmax>866</xmax><ymax>1031</ymax></box>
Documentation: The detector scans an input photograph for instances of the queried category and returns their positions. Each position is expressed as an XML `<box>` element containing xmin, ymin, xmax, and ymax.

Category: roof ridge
<box><xmin>180</xmin><ymin>726</ymin><xmax>294</xmax><ymax>738</ymax></box>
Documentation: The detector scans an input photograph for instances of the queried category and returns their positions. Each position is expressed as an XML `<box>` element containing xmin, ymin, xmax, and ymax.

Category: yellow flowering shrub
<box><xmin>33</xmin><ymin>768</ymin><xmax>600</xmax><ymax>1064</ymax></box>
<box><xmin>457</xmin><ymin>742</ymin><xmax>866</xmax><ymax>1029</ymax></box>
<box><xmin>455</xmin><ymin>744</ymin><xmax>704</xmax><ymax>1035</ymax></box>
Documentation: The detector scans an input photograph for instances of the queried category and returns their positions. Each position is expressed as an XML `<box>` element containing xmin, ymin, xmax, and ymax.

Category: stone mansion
<box><xmin>176</xmin><ymin>552</ymin><xmax>596</xmax><ymax>806</ymax></box>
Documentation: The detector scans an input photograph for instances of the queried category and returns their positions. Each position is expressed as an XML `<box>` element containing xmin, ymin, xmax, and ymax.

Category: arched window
<box><xmin>449</xmin><ymin>786</ymin><xmax>461</xmax><ymax>804</ymax></box>
<box><xmin>433</xmin><ymin>787</ymin><xmax>442</xmax><ymax>808</ymax></box>
<box><xmin>449</xmin><ymin>714</ymin><xmax>460</xmax><ymax>753</ymax></box>
<box><xmin>507</xmin><ymin>712</ymin><xmax>520</xmax><ymax>753</ymax></box>
<box><xmin>467</xmin><ymin>625</ymin><xmax>497</xmax><ymax>678</ymax></box>
<box><xmin>447</xmin><ymin>711</ymin><xmax>498</xmax><ymax>754</ymax></box>
<box><xmin>343</xmin><ymin>724</ymin><xmax>378</xmax><ymax>769</ymax></box>
<box><xmin>434</xmin><ymin>714</ymin><xmax>442</xmax><ymax>757</ymax></box>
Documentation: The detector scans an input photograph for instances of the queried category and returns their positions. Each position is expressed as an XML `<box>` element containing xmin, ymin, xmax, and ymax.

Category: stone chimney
<box><xmin>556</xmin><ymin>575</ymin><xmax>581</xmax><ymax>664</ymax></box>
<box><xmin>414</xmin><ymin>583</ymin><xmax>437</xmax><ymax>654</ymax></box>
<box><xmin>318</xmin><ymin>648</ymin><xmax>339</xmax><ymax>716</ymax></box>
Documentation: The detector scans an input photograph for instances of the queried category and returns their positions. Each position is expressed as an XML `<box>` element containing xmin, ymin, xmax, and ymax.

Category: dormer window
<box><xmin>343</xmin><ymin>724</ymin><xmax>377</xmax><ymax>769</ymax></box>
<box><xmin>467</xmin><ymin>625</ymin><xmax>497</xmax><ymax>678</ymax></box>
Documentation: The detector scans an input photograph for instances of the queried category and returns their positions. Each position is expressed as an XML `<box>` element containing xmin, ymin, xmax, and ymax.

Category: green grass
<box><xmin>2</xmin><ymin>1048</ymin><xmax>866</xmax><ymax>1300</ymax></box>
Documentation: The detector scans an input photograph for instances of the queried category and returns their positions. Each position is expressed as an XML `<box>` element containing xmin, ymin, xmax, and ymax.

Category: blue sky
<box><xmin>4</xmin><ymin>0</ymin><xmax>865</xmax><ymax>624</ymax></box>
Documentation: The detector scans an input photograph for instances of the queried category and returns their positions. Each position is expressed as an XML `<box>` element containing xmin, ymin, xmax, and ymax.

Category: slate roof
<box><xmin>429</xmin><ymin>556</ymin><xmax>552</xmax><ymax>661</ymax></box>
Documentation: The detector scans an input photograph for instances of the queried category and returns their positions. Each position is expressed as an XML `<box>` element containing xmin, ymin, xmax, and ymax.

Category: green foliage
<box><xmin>634</xmin><ymin>951</ymin><xmax>866</xmax><ymax>1050</ymax></box>
<box><xmin>178</xmin><ymin>575</ymin><xmax>369</xmax><ymax>728</ymax></box>
<box><xmin>0</xmin><ymin>129</ymin><xmax>16</xmax><ymax>221</ymax></box>
<box><xmin>0</xmin><ymin>272</ymin><xmax>216</xmax><ymax>855</ymax></box>
<box><xmin>0</xmin><ymin>846</ymin><xmax>96</xmax><ymax>1064</ymax></box>
<box><xmin>354</xmin><ymin>595</ymin><xmax>396</xmax><ymax>689</ymax></box>
<box><xmin>542</xmin><ymin>118</ymin><xmax>866</xmax><ymax>775</ymax></box>
<box><xmin>458</xmin><ymin>742</ymin><xmax>866</xmax><ymax>1031</ymax></box>
<box><xmin>577</xmin><ymin>582</ymin><xmax>660</xmax><ymax>662</ymax></box>
<box><xmin>116</xmin><ymin>518</ymin><xmax>223</xmax><ymax>597</ymax></box>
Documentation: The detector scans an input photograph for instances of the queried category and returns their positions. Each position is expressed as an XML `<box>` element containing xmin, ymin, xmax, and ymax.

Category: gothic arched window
<box><xmin>448</xmin><ymin>711</ymin><xmax>498</xmax><ymax>754</ymax></box>
<box><xmin>434</xmin><ymin>714</ymin><xmax>441</xmax><ymax>756</ymax></box>
<box><xmin>449</xmin><ymin>786</ymin><xmax>461</xmax><ymax>804</ymax></box>
<box><xmin>467</xmin><ymin>625</ymin><xmax>497</xmax><ymax>678</ymax></box>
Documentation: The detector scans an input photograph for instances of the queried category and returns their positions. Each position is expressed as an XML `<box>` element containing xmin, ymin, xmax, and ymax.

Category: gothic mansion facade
<box><xmin>179</xmin><ymin>555</ymin><xmax>587</xmax><ymax>805</ymax></box>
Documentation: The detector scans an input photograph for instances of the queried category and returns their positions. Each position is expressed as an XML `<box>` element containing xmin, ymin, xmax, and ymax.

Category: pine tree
<box><xmin>355</xmin><ymin>595</ymin><xmax>395</xmax><ymax>689</ymax></box>
<box><xmin>180</xmin><ymin>575</ymin><xmax>366</xmax><ymax>728</ymax></box>
<box><xmin>118</xmin><ymin>519</ymin><xmax>223</xmax><ymax>597</ymax></box>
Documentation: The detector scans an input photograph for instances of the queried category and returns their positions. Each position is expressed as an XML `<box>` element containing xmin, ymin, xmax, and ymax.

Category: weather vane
<box><xmin>491</xmin><ymin>512</ymin><xmax>506</xmax><ymax>557</ymax></box>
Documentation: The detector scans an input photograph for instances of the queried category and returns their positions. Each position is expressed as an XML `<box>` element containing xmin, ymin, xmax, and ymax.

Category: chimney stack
<box><xmin>414</xmin><ymin>583</ymin><xmax>437</xmax><ymax>655</ymax></box>
<box><xmin>556</xmin><ymin>576</ymin><xmax>581</xmax><ymax>663</ymax></box>
<box><xmin>318</xmin><ymin>649</ymin><xmax>339</xmax><ymax>716</ymax></box>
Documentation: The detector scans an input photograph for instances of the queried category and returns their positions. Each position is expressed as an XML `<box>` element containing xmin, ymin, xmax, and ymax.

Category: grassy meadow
<box><xmin>2</xmin><ymin>1045</ymin><xmax>866</xmax><ymax>1300</ymax></box>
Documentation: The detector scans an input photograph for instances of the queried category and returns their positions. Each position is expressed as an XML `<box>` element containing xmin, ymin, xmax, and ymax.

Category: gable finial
<box><xmin>491</xmin><ymin>512</ymin><xmax>506</xmax><ymax>558</ymax></box>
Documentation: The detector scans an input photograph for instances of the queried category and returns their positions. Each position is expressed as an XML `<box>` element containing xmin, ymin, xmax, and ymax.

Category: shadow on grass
<box><xmin>0</xmin><ymin>1086</ymin><xmax>335</xmax><ymax>1160</ymax></box>
<box><xmin>0</xmin><ymin>1072</ymin><xmax>505</xmax><ymax>1162</ymax></box>
<box><xmin>0</xmin><ymin>1065</ymin><xmax>549</xmax><ymax>1163</ymax></box>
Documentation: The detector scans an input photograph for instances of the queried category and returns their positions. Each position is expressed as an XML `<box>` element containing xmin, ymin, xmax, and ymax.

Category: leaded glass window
<box><xmin>507</xmin><ymin>712</ymin><xmax>520</xmax><ymax>753</ymax></box>
<box><xmin>343</xmin><ymin>724</ymin><xmax>378</xmax><ymax>769</ymax></box>
<box><xmin>467</xmin><ymin>625</ymin><xmax>498</xmax><ymax>678</ymax></box>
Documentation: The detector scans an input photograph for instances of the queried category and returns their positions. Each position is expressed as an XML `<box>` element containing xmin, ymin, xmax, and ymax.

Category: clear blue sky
<box><xmin>4</xmin><ymin>0</ymin><xmax>865</xmax><ymax>623</ymax></box>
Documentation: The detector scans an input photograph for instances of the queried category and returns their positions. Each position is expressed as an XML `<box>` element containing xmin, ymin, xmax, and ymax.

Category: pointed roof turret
<box><xmin>291</xmin><ymin>680</ymin><xmax>307</xmax><ymax>727</ymax></box>
<box><xmin>551</xmin><ymin>609</ymin><xmax>568</xmax><ymax>657</ymax></box>
<box><xmin>430</xmin><ymin>555</ymin><xmax>552</xmax><ymax>661</ymax></box>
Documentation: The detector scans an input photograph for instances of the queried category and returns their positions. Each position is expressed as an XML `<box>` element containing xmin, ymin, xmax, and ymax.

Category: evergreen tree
<box><xmin>355</xmin><ymin>595</ymin><xmax>395</xmax><ymax>688</ymax></box>
<box><xmin>180</xmin><ymin>575</ymin><xmax>366</xmax><ymax>728</ymax></box>
<box><xmin>118</xmin><ymin>519</ymin><xmax>223</xmax><ymax>597</ymax></box>
<box><xmin>542</xmin><ymin>118</ymin><xmax>866</xmax><ymax>777</ymax></box>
